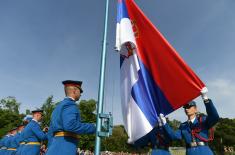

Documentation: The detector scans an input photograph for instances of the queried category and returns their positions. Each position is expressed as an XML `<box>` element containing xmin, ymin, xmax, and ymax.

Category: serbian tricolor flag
<box><xmin>116</xmin><ymin>0</ymin><xmax>206</xmax><ymax>143</ymax></box>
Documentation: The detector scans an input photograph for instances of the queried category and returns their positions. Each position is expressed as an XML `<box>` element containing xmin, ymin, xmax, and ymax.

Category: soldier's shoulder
<box><xmin>179</xmin><ymin>121</ymin><xmax>188</xmax><ymax>129</ymax></box>
<box><xmin>197</xmin><ymin>114</ymin><xmax>207</xmax><ymax>121</ymax></box>
<box><xmin>60</xmin><ymin>98</ymin><xmax>75</xmax><ymax>105</ymax></box>
<box><xmin>55</xmin><ymin>99</ymin><xmax>76</xmax><ymax>111</ymax></box>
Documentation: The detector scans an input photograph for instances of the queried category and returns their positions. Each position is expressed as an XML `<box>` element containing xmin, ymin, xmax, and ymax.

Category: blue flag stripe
<box><xmin>117</xmin><ymin>0</ymin><xmax>130</xmax><ymax>23</ymax></box>
<box><xmin>131</xmin><ymin>59</ymin><xmax>174</xmax><ymax>126</ymax></box>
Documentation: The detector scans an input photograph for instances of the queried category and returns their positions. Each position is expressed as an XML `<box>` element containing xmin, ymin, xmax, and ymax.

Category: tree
<box><xmin>77</xmin><ymin>99</ymin><xmax>97</xmax><ymax>150</ymax></box>
<box><xmin>101</xmin><ymin>125</ymin><xmax>149</xmax><ymax>153</ymax></box>
<box><xmin>0</xmin><ymin>96</ymin><xmax>21</xmax><ymax>114</ymax></box>
<box><xmin>41</xmin><ymin>96</ymin><xmax>56</xmax><ymax>128</ymax></box>
<box><xmin>102</xmin><ymin>125</ymin><xmax>129</xmax><ymax>152</ymax></box>
<box><xmin>25</xmin><ymin>109</ymin><xmax>31</xmax><ymax>115</ymax></box>
<box><xmin>210</xmin><ymin>118</ymin><xmax>235</xmax><ymax>154</ymax></box>
<box><xmin>0</xmin><ymin>97</ymin><xmax>23</xmax><ymax>138</ymax></box>
<box><xmin>78</xmin><ymin>99</ymin><xmax>96</xmax><ymax>123</ymax></box>
<box><xmin>167</xmin><ymin>118</ymin><xmax>185</xmax><ymax>147</ymax></box>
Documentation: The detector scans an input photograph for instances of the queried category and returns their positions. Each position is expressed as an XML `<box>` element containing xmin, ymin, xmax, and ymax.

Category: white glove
<box><xmin>159</xmin><ymin>113</ymin><xmax>167</xmax><ymax>125</ymax></box>
<box><xmin>201</xmin><ymin>87</ymin><xmax>209</xmax><ymax>100</ymax></box>
<box><xmin>157</xmin><ymin>117</ymin><xmax>163</xmax><ymax>127</ymax></box>
<box><xmin>43</xmin><ymin>127</ymin><xmax>49</xmax><ymax>132</ymax></box>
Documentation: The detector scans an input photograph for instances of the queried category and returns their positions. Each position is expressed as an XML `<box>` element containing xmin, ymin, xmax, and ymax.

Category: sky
<box><xmin>0</xmin><ymin>0</ymin><xmax>235</xmax><ymax>125</ymax></box>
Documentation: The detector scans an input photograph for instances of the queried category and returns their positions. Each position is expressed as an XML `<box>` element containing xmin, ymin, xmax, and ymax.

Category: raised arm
<box><xmin>204</xmin><ymin>99</ymin><xmax>219</xmax><ymax>128</ymax></box>
<box><xmin>201</xmin><ymin>87</ymin><xmax>219</xmax><ymax>128</ymax></box>
<box><xmin>159</xmin><ymin>114</ymin><xmax>182</xmax><ymax>140</ymax></box>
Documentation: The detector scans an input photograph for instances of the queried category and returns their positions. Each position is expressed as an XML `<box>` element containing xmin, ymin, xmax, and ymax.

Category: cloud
<box><xmin>206</xmin><ymin>78</ymin><xmax>235</xmax><ymax>118</ymax></box>
<box><xmin>208</xmin><ymin>78</ymin><xmax>235</xmax><ymax>97</ymax></box>
<box><xmin>168</xmin><ymin>78</ymin><xmax>235</xmax><ymax>122</ymax></box>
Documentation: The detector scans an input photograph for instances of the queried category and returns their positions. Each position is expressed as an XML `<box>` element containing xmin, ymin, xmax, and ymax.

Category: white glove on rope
<box><xmin>159</xmin><ymin>113</ymin><xmax>167</xmax><ymax>125</ymax></box>
<box><xmin>201</xmin><ymin>87</ymin><xmax>209</xmax><ymax>100</ymax></box>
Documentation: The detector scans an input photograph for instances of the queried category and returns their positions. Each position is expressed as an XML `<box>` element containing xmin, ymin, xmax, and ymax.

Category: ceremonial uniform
<box><xmin>151</xmin><ymin>126</ymin><xmax>171</xmax><ymax>155</ymax></box>
<box><xmin>14</xmin><ymin>132</ymin><xmax>25</xmax><ymax>155</ymax></box>
<box><xmin>6</xmin><ymin>135</ymin><xmax>17</xmax><ymax>155</ymax></box>
<box><xmin>134</xmin><ymin>125</ymin><xmax>171</xmax><ymax>155</ymax></box>
<box><xmin>20</xmin><ymin>119</ymin><xmax>47</xmax><ymax>155</ymax></box>
<box><xmin>0</xmin><ymin>137</ymin><xmax>4</xmax><ymax>154</ymax></box>
<box><xmin>163</xmin><ymin>99</ymin><xmax>219</xmax><ymax>155</ymax></box>
<box><xmin>15</xmin><ymin>115</ymin><xmax>32</xmax><ymax>155</ymax></box>
<box><xmin>46</xmin><ymin>80</ymin><xmax>96</xmax><ymax>155</ymax></box>
<box><xmin>0</xmin><ymin>135</ymin><xmax>9</xmax><ymax>155</ymax></box>
<box><xmin>46</xmin><ymin>97</ymin><xmax>96</xmax><ymax>155</ymax></box>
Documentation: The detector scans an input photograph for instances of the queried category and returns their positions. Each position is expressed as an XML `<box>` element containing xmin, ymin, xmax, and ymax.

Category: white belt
<box><xmin>187</xmin><ymin>141</ymin><xmax>207</xmax><ymax>148</ymax></box>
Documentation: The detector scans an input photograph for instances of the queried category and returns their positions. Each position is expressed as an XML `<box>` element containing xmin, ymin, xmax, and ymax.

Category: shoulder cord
<box><xmin>191</xmin><ymin>116</ymin><xmax>214</xmax><ymax>142</ymax></box>
<box><xmin>156</xmin><ymin>128</ymin><xmax>169</xmax><ymax>147</ymax></box>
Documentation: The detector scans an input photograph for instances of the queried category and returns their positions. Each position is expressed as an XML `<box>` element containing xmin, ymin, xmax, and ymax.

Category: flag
<box><xmin>116</xmin><ymin>0</ymin><xmax>206</xmax><ymax>143</ymax></box>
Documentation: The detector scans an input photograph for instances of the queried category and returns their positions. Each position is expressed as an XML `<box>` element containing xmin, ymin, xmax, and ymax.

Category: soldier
<box><xmin>0</xmin><ymin>131</ymin><xmax>10</xmax><ymax>155</ymax></box>
<box><xmin>133</xmin><ymin>119</ymin><xmax>171</xmax><ymax>155</ymax></box>
<box><xmin>159</xmin><ymin>88</ymin><xmax>219</xmax><ymax>155</ymax></box>
<box><xmin>0</xmin><ymin>134</ymin><xmax>5</xmax><ymax>154</ymax></box>
<box><xmin>14</xmin><ymin>123</ymin><xmax>26</xmax><ymax>155</ymax></box>
<box><xmin>0</xmin><ymin>129</ymin><xmax>15</xmax><ymax>155</ymax></box>
<box><xmin>151</xmin><ymin>121</ymin><xmax>172</xmax><ymax>155</ymax></box>
<box><xmin>46</xmin><ymin>80</ymin><xmax>96</xmax><ymax>155</ymax></box>
<box><xmin>4</xmin><ymin>127</ymin><xmax>18</xmax><ymax>155</ymax></box>
<box><xmin>20</xmin><ymin>109</ymin><xmax>47</xmax><ymax>155</ymax></box>
<box><xmin>15</xmin><ymin>115</ymin><xmax>33</xmax><ymax>155</ymax></box>
<box><xmin>6</xmin><ymin>124</ymin><xmax>25</xmax><ymax>155</ymax></box>
<box><xmin>23</xmin><ymin>115</ymin><xmax>33</xmax><ymax>124</ymax></box>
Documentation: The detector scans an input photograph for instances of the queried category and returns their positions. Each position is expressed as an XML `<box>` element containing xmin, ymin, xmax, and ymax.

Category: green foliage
<box><xmin>168</xmin><ymin>119</ymin><xmax>181</xmax><ymax>130</ymax></box>
<box><xmin>79</xmin><ymin>134</ymin><xmax>96</xmax><ymax>151</ymax></box>
<box><xmin>167</xmin><ymin>119</ymin><xmax>185</xmax><ymax>147</ymax></box>
<box><xmin>0</xmin><ymin>97</ymin><xmax>23</xmax><ymax>138</ymax></box>
<box><xmin>210</xmin><ymin>118</ymin><xmax>235</xmax><ymax>154</ymax></box>
<box><xmin>0</xmin><ymin>96</ymin><xmax>21</xmax><ymax>114</ymax></box>
<box><xmin>25</xmin><ymin>109</ymin><xmax>31</xmax><ymax>115</ymax></box>
<box><xmin>102</xmin><ymin>125</ymin><xmax>128</xmax><ymax>151</ymax></box>
<box><xmin>78</xmin><ymin>99</ymin><xmax>96</xmax><ymax>123</ymax></box>
<box><xmin>101</xmin><ymin>125</ymin><xmax>149</xmax><ymax>153</ymax></box>
<box><xmin>1</xmin><ymin>96</ymin><xmax>235</xmax><ymax>154</ymax></box>
<box><xmin>41</xmin><ymin>96</ymin><xmax>55</xmax><ymax>128</ymax></box>
<box><xmin>77</xmin><ymin>99</ymin><xmax>97</xmax><ymax>150</ymax></box>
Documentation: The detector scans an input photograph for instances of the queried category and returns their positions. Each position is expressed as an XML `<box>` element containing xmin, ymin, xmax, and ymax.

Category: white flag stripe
<box><xmin>116</xmin><ymin>18</ymin><xmax>136</xmax><ymax>51</ymax></box>
<box><xmin>118</xmin><ymin>16</ymin><xmax>153</xmax><ymax>143</ymax></box>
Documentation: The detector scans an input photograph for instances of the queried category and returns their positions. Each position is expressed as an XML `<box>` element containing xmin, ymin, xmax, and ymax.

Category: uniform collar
<box><xmin>188</xmin><ymin>116</ymin><xmax>196</xmax><ymax>123</ymax></box>
<box><xmin>65</xmin><ymin>96</ymin><xmax>75</xmax><ymax>101</ymax></box>
<box><xmin>32</xmin><ymin>118</ymin><xmax>39</xmax><ymax>124</ymax></box>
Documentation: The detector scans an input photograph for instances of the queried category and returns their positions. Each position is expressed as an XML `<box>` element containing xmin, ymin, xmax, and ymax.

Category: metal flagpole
<box><xmin>95</xmin><ymin>0</ymin><xmax>110</xmax><ymax>154</ymax></box>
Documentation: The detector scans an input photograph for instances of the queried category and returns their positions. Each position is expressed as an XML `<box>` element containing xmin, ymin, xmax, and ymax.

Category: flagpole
<box><xmin>95</xmin><ymin>0</ymin><xmax>109</xmax><ymax>154</ymax></box>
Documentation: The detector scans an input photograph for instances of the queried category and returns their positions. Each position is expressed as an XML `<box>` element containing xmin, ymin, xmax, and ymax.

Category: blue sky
<box><xmin>0</xmin><ymin>0</ymin><xmax>234</xmax><ymax>125</ymax></box>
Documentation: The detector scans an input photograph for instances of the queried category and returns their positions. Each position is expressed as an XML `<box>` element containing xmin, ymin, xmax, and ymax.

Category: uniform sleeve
<box><xmin>4</xmin><ymin>137</ymin><xmax>11</xmax><ymax>147</ymax></box>
<box><xmin>47</xmin><ymin>125</ymin><xmax>54</xmax><ymax>147</ymax></box>
<box><xmin>204</xmin><ymin>99</ymin><xmax>220</xmax><ymax>128</ymax></box>
<box><xmin>62</xmin><ymin>104</ymin><xmax>96</xmax><ymax>134</ymax></box>
<box><xmin>15</xmin><ymin>133</ymin><xmax>24</xmax><ymax>144</ymax></box>
<box><xmin>2</xmin><ymin>137</ymin><xmax>7</xmax><ymax>146</ymax></box>
<box><xmin>31</xmin><ymin>124</ymin><xmax>48</xmax><ymax>141</ymax></box>
<box><xmin>163</xmin><ymin>123</ymin><xmax>182</xmax><ymax>140</ymax></box>
<box><xmin>12</xmin><ymin>134</ymin><xmax>21</xmax><ymax>147</ymax></box>
<box><xmin>1</xmin><ymin>138</ymin><xmax>6</xmax><ymax>147</ymax></box>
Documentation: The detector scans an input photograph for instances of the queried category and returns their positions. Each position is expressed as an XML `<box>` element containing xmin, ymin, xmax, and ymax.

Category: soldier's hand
<box><xmin>157</xmin><ymin>117</ymin><xmax>163</xmax><ymax>127</ymax></box>
<box><xmin>43</xmin><ymin>127</ymin><xmax>49</xmax><ymax>132</ymax></box>
<box><xmin>159</xmin><ymin>113</ymin><xmax>167</xmax><ymax>125</ymax></box>
<box><xmin>201</xmin><ymin>87</ymin><xmax>209</xmax><ymax>101</ymax></box>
